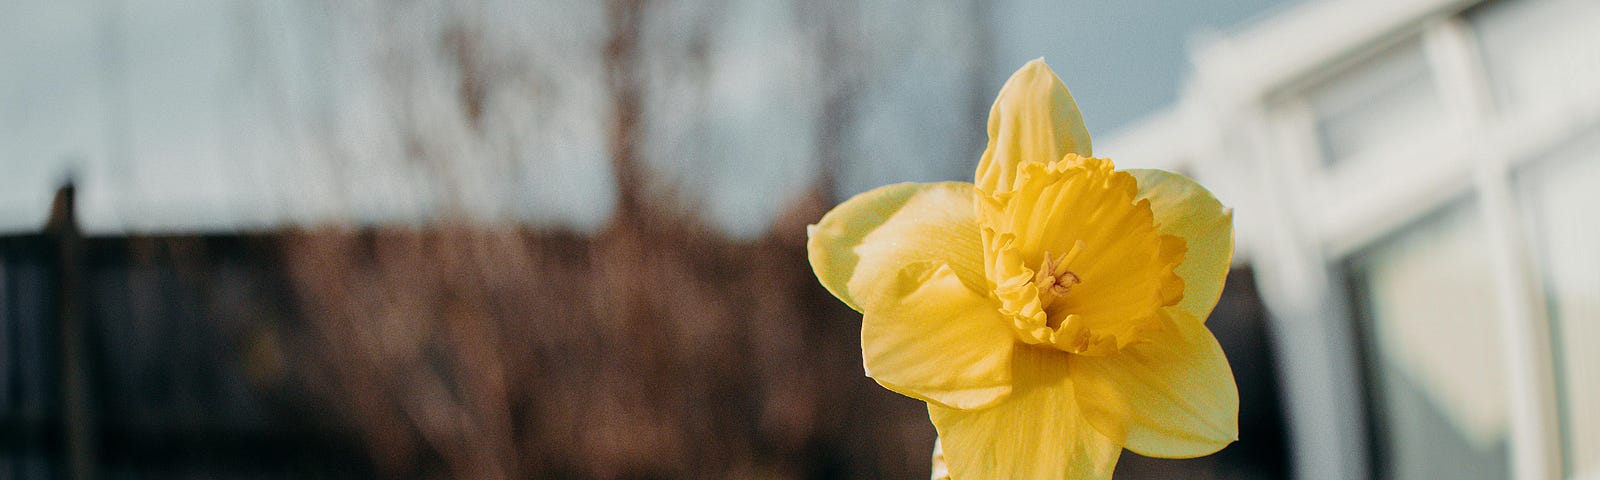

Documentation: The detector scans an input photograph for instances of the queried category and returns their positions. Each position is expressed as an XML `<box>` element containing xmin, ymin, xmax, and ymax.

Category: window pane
<box><xmin>1305</xmin><ymin>38</ymin><xmax>1446</xmax><ymax>165</ymax></box>
<box><xmin>1470</xmin><ymin>0</ymin><xmax>1600</xmax><ymax>114</ymax></box>
<box><xmin>1516</xmin><ymin>130</ymin><xmax>1600</xmax><ymax>478</ymax></box>
<box><xmin>1349</xmin><ymin>202</ymin><xmax>1511</xmax><ymax>480</ymax></box>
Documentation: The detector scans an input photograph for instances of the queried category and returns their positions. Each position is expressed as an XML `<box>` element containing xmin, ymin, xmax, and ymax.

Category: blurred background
<box><xmin>0</xmin><ymin>0</ymin><xmax>1595</xmax><ymax>479</ymax></box>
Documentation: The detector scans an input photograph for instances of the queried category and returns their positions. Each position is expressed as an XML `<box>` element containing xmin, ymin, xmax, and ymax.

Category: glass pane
<box><xmin>1469</xmin><ymin>0</ymin><xmax>1600</xmax><ymax>115</ymax></box>
<box><xmin>1349</xmin><ymin>202</ymin><xmax>1512</xmax><ymax>480</ymax></box>
<box><xmin>1516</xmin><ymin>130</ymin><xmax>1600</xmax><ymax>478</ymax></box>
<box><xmin>1305</xmin><ymin>38</ymin><xmax>1446</xmax><ymax>165</ymax></box>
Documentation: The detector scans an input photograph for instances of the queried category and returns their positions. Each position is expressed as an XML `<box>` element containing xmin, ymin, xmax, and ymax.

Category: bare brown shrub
<box><xmin>272</xmin><ymin>190</ymin><xmax>934</xmax><ymax>479</ymax></box>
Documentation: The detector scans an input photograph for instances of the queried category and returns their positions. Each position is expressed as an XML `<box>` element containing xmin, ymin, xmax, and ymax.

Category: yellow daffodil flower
<box><xmin>807</xmin><ymin>59</ymin><xmax>1238</xmax><ymax>479</ymax></box>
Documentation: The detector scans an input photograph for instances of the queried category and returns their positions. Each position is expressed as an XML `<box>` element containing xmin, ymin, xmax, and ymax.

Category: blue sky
<box><xmin>991</xmin><ymin>0</ymin><xmax>1295</xmax><ymax>138</ymax></box>
<box><xmin>0</xmin><ymin>0</ymin><xmax>1296</xmax><ymax>236</ymax></box>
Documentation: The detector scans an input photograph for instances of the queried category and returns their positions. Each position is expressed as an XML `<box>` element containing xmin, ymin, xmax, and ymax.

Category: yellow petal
<box><xmin>807</xmin><ymin>182</ymin><xmax>987</xmax><ymax>312</ymax></box>
<box><xmin>1069</xmin><ymin>311</ymin><xmax>1239</xmax><ymax>458</ymax></box>
<box><xmin>930</xmin><ymin>346</ymin><xmax>1123</xmax><ymax>479</ymax></box>
<box><xmin>1128</xmin><ymin>169</ymin><xmax>1234</xmax><ymax>322</ymax></box>
<box><xmin>807</xmin><ymin>182</ymin><xmax>1010</xmax><ymax>409</ymax></box>
<box><xmin>861</xmin><ymin>262</ymin><xmax>1014</xmax><ymax>410</ymax></box>
<box><xmin>975</xmin><ymin>59</ymin><xmax>1093</xmax><ymax>196</ymax></box>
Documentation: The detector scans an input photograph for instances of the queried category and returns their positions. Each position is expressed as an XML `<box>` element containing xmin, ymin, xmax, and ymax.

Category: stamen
<box><xmin>1052</xmin><ymin>272</ymin><xmax>1080</xmax><ymax>295</ymax></box>
<box><xmin>1034</xmin><ymin>241</ymin><xmax>1086</xmax><ymax>309</ymax></box>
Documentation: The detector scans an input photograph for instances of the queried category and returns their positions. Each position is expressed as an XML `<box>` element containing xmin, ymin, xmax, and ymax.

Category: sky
<box><xmin>0</xmin><ymin>0</ymin><xmax>1297</xmax><ymax>237</ymax></box>
<box><xmin>990</xmin><ymin>0</ymin><xmax>1296</xmax><ymax>138</ymax></box>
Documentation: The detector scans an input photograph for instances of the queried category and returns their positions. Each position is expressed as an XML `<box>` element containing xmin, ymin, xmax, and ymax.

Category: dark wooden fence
<box><xmin>2</xmin><ymin>188</ymin><xmax>371</xmax><ymax>479</ymax></box>
<box><xmin>1</xmin><ymin>186</ymin><xmax>1288</xmax><ymax>479</ymax></box>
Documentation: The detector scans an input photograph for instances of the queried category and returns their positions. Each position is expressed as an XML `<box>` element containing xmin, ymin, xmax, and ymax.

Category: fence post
<box><xmin>47</xmin><ymin>183</ymin><xmax>96</xmax><ymax>480</ymax></box>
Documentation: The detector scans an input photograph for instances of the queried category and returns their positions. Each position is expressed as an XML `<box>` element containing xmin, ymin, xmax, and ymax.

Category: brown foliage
<box><xmin>273</xmin><ymin>192</ymin><xmax>935</xmax><ymax>479</ymax></box>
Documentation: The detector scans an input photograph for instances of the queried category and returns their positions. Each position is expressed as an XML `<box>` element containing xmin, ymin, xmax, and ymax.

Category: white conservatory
<box><xmin>1100</xmin><ymin>0</ymin><xmax>1600</xmax><ymax>479</ymax></box>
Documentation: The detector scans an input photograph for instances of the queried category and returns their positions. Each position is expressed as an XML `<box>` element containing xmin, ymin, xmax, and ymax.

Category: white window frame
<box><xmin>1261</xmin><ymin>9</ymin><xmax>1576</xmax><ymax>480</ymax></box>
<box><xmin>1143</xmin><ymin>0</ymin><xmax>1600</xmax><ymax>478</ymax></box>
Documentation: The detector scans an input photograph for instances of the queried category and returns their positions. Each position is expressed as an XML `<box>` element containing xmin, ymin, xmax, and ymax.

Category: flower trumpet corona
<box><xmin>807</xmin><ymin>60</ymin><xmax>1238</xmax><ymax>479</ymax></box>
